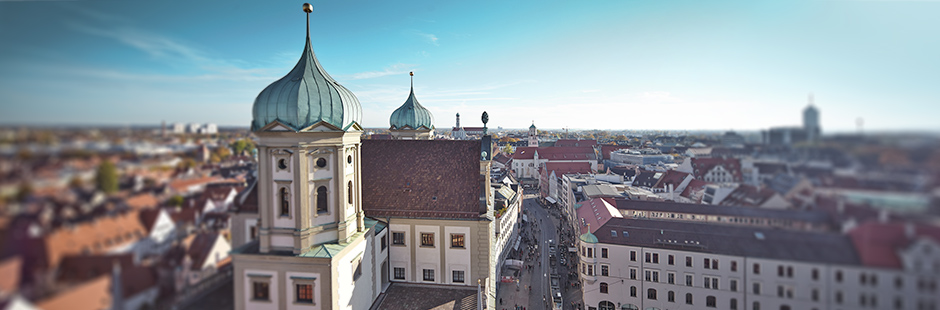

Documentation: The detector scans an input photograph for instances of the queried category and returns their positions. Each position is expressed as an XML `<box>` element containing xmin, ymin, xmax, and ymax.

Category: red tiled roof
<box><xmin>124</xmin><ymin>193</ymin><xmax>158</xmax><ymax>210</ymax></box>
<box><xmin>575</xmin><ymin>198</ymin><xmax>622</xmax><ymax>235</ymax></box>
<box><xmin>201</xmin><ymin>186</ymin><xmax>238</xmax><ymax>203</ymax></box>
<box><xmin>653</xmin><ymin>170</ymin><xmax>690</xmax><ymax>190</ymax></box>
<box><xmin>691</xmin><ymin>157</ymin><xmax>742</xmax><ymax>181</ymax></box>
<box><xmin>233</xmin><ymin>182</ymin><xmax>258</xmax><ymax>214</ymax></box>
<box><xmin>847</xmin><ymin>221</ymin><xmax>940</xmax><ymax>269</ymax></box>
<box><xmin>188</xmin><ymin>232</ymin><xmax>221</xmax><ymax>271</ymax></box>
<box><xmin>555</xmin><ymin>139</ymin><xmax>597</xmax><ymax>147</ymax></box>
<box><xmin>44</xmin><ymin>211</ymin><xmax>146</xmax><ymax>268</ymax></box>
<box><xmin>600</xmin><ymin>145</ymin><xmax>631</xmax><ymax>160</ymax></box>
<box><xmin>719</xmin><ymin>184</ymin><xmax>777</xmax><ymax>207</ymax></box>
<box><xmin>512</xmin><ymin>146</ymin><xmax>596</xmax><ymax>160</ymax></box>
<box><xmin>680</xmin><ymin>179</ymin><xmax>710</xmax><ymax>198</ymax></box>
<box><xmin>361</xmin><ymin>140</ymin><xmax>484</xmax><ymax>219</ymax></box>
<box><xmin>0</xmin><ymin>256</ymin><xmax>22</xmax><ymax>294</ymax></box>
<box><xmin>543</xmin><ymin>161</ymin><xmax>593</xmax><ymax>176</ymax></box>
<box><xmin>36</xmin><ymin>275</ymin><xmax>111</xmax><ymax>310</ymax></box>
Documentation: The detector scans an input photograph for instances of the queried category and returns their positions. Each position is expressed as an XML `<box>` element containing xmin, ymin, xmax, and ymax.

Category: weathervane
<box><xmin>481</xmin><ymin>111</ymin><xmax>489</xmax><ymax>135</ymax></box>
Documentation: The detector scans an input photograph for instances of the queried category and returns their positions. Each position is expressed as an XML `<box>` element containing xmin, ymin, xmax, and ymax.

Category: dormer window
<box><xmin>280</xmin><ymin>188</ymin><xmax>290</xmax><ymax>216</ymax></box>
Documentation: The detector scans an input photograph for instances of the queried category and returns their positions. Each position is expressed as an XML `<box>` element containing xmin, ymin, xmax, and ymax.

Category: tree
<box><xmin>168</xmin><ymin>195</ymin><xmax>184</xmax><ymax>207</ymax></box>
<box><xmin>501</xmin><ymin>145</ymin><xmax>515</xmax><ymax>154</ymax></box>
<box><xmin>214</xmin><ymin>146</ymin><xmax>232</xmax><ymax>161</ymax></box>
<box><xmin>95</xmin><ymin>160</ymin><xmax>119</xmax><ymax>194</ymax></box>
<box><xmin>230</xmin><ymin>138</ymin><xmax>256</xmax><ymax>156</ymax></box>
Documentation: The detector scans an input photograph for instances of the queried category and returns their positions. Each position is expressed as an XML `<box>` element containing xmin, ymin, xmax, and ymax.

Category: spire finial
<box><xmin>303</xmin><ymin>3</ymin><xmax>313</xmax><ymax>39</ymax></box>
<box><xmin>410</xmin><ymin>71</ymin><xmax>414</xmax><ymax>89</ymax></box>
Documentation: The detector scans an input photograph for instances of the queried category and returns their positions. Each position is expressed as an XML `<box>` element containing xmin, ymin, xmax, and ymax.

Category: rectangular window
<box><xmin>812</xmin><ymin>268</ymin><xmax>819</xmax><ymax>280</ymax></box>
<box><xmin>393</xmin><ymin>232</ymin><xmax>405</xmax><ymax>245</ymax></box>
<box><xmin>686</xmin><ymin>275</ymin><xmax>693</xmax><ymax>286</ymax></box>
<box><xmin>653</xmin><ymin>253</ymin><xmax>659</xmax><ymax>264</ymax></box>
<box><xmin>731</xmin><ymin>261</ymin><xmax>738</xmax><ymax>272</ymax></box>
<box><xmin>753</xmin><ymin>282</ymin><xmax>761</xmax><ymax>295</ymax></box>
<box><xmin>423</xmin><ymin>269</ymin><xmax>435</xmax><ymax>281</ymax></box>
<box><xmin>646</xmin><ymin>270</ymin><xmax>651</xmax><ymax>281</ymax></box>
<box><xmin>588</xmin><ymin>265</ymin><xmax>594</xmax><ymax>276</ymax></box>
<box><xmin>296</xmin><ymin>284</ymin><xmax>313</xmax><ymax>303</ymax></box>
<box><xmin>421</xmin><ymin>233</ymin><xmax>434</xmax><ymax>247</ymax></box>
<box><xmin>686</xmin><ymin>256</ymin><xmax>692</xmax><ymax>267</ymax></box>
<box><xmin>712</xmin><ymin>278</ymin><xmax>719</xmax><ymax>290</ymax></box>
<box><xmin>631</xmin><ymin>251</ymin><xmax>637</xmax><ymax>261</ymax></box>
<box><xmin>630</xmin><ymin>268</ymin><xmax>637</xmax><ymax>280</ymax></box>
<box><xmin>712</xmin><ymin>259</ymin><xmax>718</xmax><ymax>270</ymax></box>
<box><xmin>704</xmin><ymin>258</ymin><xmax>711</xmax><ymax>269</ymax></box>
<box><xmin>601</xmin><ymin>248</ymin><xmax>608</xmax><ymax>258</ymax></box>
<box><xmin>753</xmin><ymin>263</ymin><xmax>760</xmax><ymax>274</ymax></box>
<box><xmin>668</xmin><ymin>255</ymin><xmax>674</xmax><ymax>265</ymax></box>
<box><xmin>668</xmin><ymin>272</ymin><xmax>675</xmax><ymax>284</ymax></box>
<box><xmin>252</xmin><ymin>282</ymin><xmax>269</xmax><ymax>301</ymax></box>
<box><xmin>394</xmin><ymin>267</ymin><xmax>405</xmax><ymax>280</ymax></box>
<box><xmin>451</xmin><ymin>234</ymin><xmax>465</xmax><ymax>248</ymax></box>
<box><xmin>453</xmin><ymin>270</ymin><xmax>465</xmax><ymax>283</ymax></box>
<box><xmin>601</xmin><ymin>265</ymin><xmax>609</xmax><ymax>276</ymax></box>
<box><xmin>652</xmin><ymin>271</ymin><xmax>659</xmax><ymax>282</ymax></box>
<box><xmin>705</xmin><ymin>277</ymin><xmax>711</xmax><ymax>289</ymax></box>
<box><xmin>587</xmin><ymin>248</ymin><xmax>593</xmax><ymax>258</ymax></box>
<box><xmin>646</xmin><ymin>252</ymin><xmax>651</xmax><ymax>263</ymax></box>
<box><xmin>730</xmin><ymin>279</ymin><xmax>738</xmax><ymax>291</ymax></box>
<box><xmin>381</xmin><ymin>234</ymin><xmax>387</xmax><ymax>250</ymax></box>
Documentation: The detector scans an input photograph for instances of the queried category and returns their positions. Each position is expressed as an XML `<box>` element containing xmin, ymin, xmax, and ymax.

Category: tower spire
<box><xmin>303</xmin><ymin>3</ymin><xmax>312</xmax><ymax>39</ymax></box>
<box><xmin>410</xmin><ymin>71</ymin><xmax>414</xmax><ymax>89</ymax></box>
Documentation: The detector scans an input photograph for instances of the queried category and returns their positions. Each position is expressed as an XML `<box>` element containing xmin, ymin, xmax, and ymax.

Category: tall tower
<box><xmin>234</xmin><ymin>5</ymin><xmax>380</xmax><ymax>309</ymax></box>
<box><xmin>389</xmin><ymin>72</ymin><xmax>435</xmax><ymax>140</ymax></box>
<box><xmin>456</xmin><ymin>113</ymin><xmax>461</xmax><ymax>128</ymax></box>
<box><xmin>528</xmin><ymin>121</ymin><xmax>538</xmax><ymax>147</ymax></box>
<box><xmin>803</xmin><ymin>94</ymin><xmax>821</xmax><ymax>141</ymax></box>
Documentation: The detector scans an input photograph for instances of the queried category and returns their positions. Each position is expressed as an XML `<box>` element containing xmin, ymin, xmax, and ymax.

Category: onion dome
<box><xmin>529</xmin><ymin>123</ymin><xmax>536</xmax><ymax>129</ymax></box>
<box><xmin>579</xmin><ymin>232</ymin><xmax>598</xmax><ymax>244</ymax></box>
<box><xmin>251</xmin><ymin>5</ymin><xmax>361</xmax><ymax>132</ymax></box>
<box><xmin>389</xmin><ymin>72</ymin><xmax>434</xmax><ymax>130</ymax></box>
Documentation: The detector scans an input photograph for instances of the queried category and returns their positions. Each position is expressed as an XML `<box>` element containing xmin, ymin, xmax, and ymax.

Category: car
<box><xmin>559</xmin><ymin>257</ymin><xmax>566</xmax><ymax>266</ymax></box>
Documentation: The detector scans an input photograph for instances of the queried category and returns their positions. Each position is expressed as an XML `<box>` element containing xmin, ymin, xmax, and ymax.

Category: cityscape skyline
<box><xmin>1</xmin><ymin>0</ymin><xmax>938</xmax><ymax>132</ymax></box>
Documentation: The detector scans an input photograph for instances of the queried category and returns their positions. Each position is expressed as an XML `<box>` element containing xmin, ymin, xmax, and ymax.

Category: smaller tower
<box><xmin>456</xmin><ymin>113</ymin><xmax>461</xmax><ymax>129</ymax></box>
<box><xmin>528</xmin><ymin>121</ymin><xmax>538</xmax><ymax>147</ymax></box>
<box><xmin>389</xmin><ymin>72</ymin><xmax>435</xmax><ymax>140</ymax></box>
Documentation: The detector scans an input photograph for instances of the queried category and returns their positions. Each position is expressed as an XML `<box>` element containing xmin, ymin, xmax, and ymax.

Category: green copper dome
<box><xmin>579</xmin><ymin>232</ymin><xmax>598</xmax><ymax>244</ymax></box>
<box><xmin>389</xmin><ymin>75</ymin><xmax>434</xmax><ymax>130</ymax></box>
<box><xmin>251</xmin><ymin>28</ymin><xmax>361</xmax><ymax>132</ymax></box>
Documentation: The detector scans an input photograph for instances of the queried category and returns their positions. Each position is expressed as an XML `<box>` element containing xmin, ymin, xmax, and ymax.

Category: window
<box><xmin>601</xmin><ymin>265</ymin><xmax>609</xmax><ymax>276</ymax></box>
<box><xmin>835</xmin><ymin>270</ymin><xmax>843</xmax><ymax>282</ymax></box>
<box><xmin>611</xmin><ymin>230</ymin><xmax>617</xmax><ymax>237</ymax></box>
<box><xmin>278</xmin><ymin>158</ymin><xmax>288</xmax><ymax>170</ymax></box>
<box><xmin>600</xmin><ymin>282</ymin><xmax>609</xmax><ymax>294</ymax></box>
<box><xmin>787</xmin><ymin>266</ymin><xmax>793</xmax><ymax>278</ymax></box>
<box><xmin>686</xmin><ymin>256</ymin><xmax>692</xmax><ymax>267</ymax></box>
<box><xmin>668</xmin><ymin>272</ymin><xmax>675</xmax><ymax>284</ymax></box>
<box><xmin>668</xmin><ymin>291</ymin><xmax>675</xmax><ymax>302</ymax></box>
<box><xmin>588</xmin><ymin>265</ymin><xmax>594</xmax><ymax>276</ymax></box>
<box><xmin>347</xmin><ymin>181</ymin><xmax>353</xmax><ymax>204</ymax></box>
<box><xmin>753</xmin><ymin>301</ymin><xmax>760</xmax><ymax>310</ymax></box>
<box><xmin>316</xmin><ymin>157</ymin><xmax>326</xmax><ymax>168</ymax></box>
<box><xmin>647</xmin><ymin>288</ymin><xmax>657</xmax><ymax>300</ymax></box>
<box><xmin>685</xmin><ymin>293</ymin><xmax>693</xmax><ymax>305</ymax></box>
<box><xmin>668</xmin><ymin>255</ymin><xmax>674</xmax><ymax>265</ymax></box>
<box><xmin>778</xmin><ymin>265</ymin><xmax>784</xmax><ymax>277</ymax></box>
<box><xmin>423</xmin><ymin>269</ymin><xmax>434</xmax><ymax>281</ymax></box>
<box><xmin>811</xmin><ymin>288</ymin><xmax>819</xmax><ymax>301</ymax></box>
<box><xmin>392</xmin><ymin>232</ymin><xmax>405</xmax><ymax>245</ymax></box>
<box><xmin>630</xmin><ymin>251</ymin><xmax>637</xmax><ymax>261</ymax></box>
<box><xmin>630</xmin><ymin>268</ymin><xmax>637</xmax><ymax>280</ymax></box>
<box><xmin>686</xmin><ymin>274</ymin><xmax>693</xmax><ymax>286</ymax></box>
<box><xmin>630</xmin><ymin>286</ymin><xmax>637</xmax><ymax>297</ymax></box>
<box><xmin>731</xmin><ymin>261</ymin><xmax>738</xmax><ymax>272</ymax></box>
<box><xmin>347</xmin><ymin>155</ymin><xmax>352</xmax><ymax>164</ymax></box>
<box><xmin>451</xmin><ymin>234</ymin><xmax>465</xmax><ymax>248</ymax></box>
<box><xmin>646</xmin><ymin>252</ymin><xmax>651</xmax><ymax>263</ymax></box>
<box><xmin>280</xmin><ymin>188</ymin><xmax>290</xmax><ymax>216</ymax></box>
<box><xmin>296</xmin><ymin>284</ymin><xmax>313</xmax><ymax>303</ymax></box>
<box><xmin>753</xmin><ymin>263</ymin><xmax>760</xmax><ymax>274</ymax></box>
<box><xmin>421</xmin><ymin>233</ymin><xmax>434</xmax><ymax>247</ymax></box>
<box><xmin>835</xmin><ymin>291</ymin><xmax>843</xmax><ymax>304</ymax></box>
<box><xmin>316</xmin><ymin>186</ymin><xmax>328</xmax><ymax>214</ymax></box>
<box><xmin>705</xmin><ymin>258</ymin><xmax>711</xmax><ymax>269</ymax></box>
<box><xmin>394</xmin><ymin>267</ymin><xmax>405</xmax><ymax>280</ymax></box>
<box><xmin>706</xmin><ymin>296</ymin><xmax>716</xmax><ymax>308</ymax></box>
<box><xmin>753</xmin><ymin>282</ymin><xmax>761</xmax><ymax>294</ymax></box>
<box><xmin>253</xmin><ymin>281</ymin><xmax>270</xmax><ymax>301</ymax></box>
<box><xmin>601</xmin><ymin>248</ymin><xmax>608</xmax><ymax>258</ymax></box>
<box><xmin>712</xmin><ymin>259</ymin><xmax>718</xmax><ymax>270</ymax></box>
<box><xmin>653</xmin><ymin>253</ymin><xmax>659</xmax><ymax>263</ymax></box>
<box><xmin>453</xmin><ymin>270</ymin><xmax>465</xmax><ymax>283</ymax></box>
<box><xmin>777</xmin><ymin>285</ymin><xmax>784</xmax><ymax>297</ymax></box>
<box><xmin>645</xmin><ymin>270</ymin><xmax>651</xmax><ymax>281</ymax></box>
<box><xmin>730</xmin><ymin>279</ymin><xmax>738</xmax><ymax>292</ymax></box>
<box><xmin>381</xmin><ymin>234</ymin><xmax>387</xmax><ymax>250</ymax></box>
<box><xmin>895</xmin><ymin>276</ymin><xmax>903</xmax><ymax>289</ymax></box>
<box><xmin>812</xmin><ymin>268</ymin><xmax>819</xmax><ymax>280</ymax></box>
<box><xmin>353</xmin><ymin>257</ymin><xmax>362</xmax><ymax>281</ymax></box>
<box><xmin>730</xmin><ymin>298</ymin><xmax>738</xmax><ymax>310</ymax></box>
<box><xmin>653</xmin><ymin>271</ymin><xmax>659</xmax><ymax>282</ymax></box>
<box><xmin>588</xmin><ymin>248</ymin><xmax>593</xmax><ymax>258</ymax></box>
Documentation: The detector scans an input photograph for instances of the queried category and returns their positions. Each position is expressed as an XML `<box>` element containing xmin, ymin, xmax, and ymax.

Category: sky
<box><xmin>0</xmin><ymin>0</ymin><xmax>938</xmax><ymax>132</ymax></box>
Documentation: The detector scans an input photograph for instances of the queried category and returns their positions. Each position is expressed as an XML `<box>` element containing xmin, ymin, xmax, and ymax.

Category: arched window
<box><xmin>647</xmin><ymin>288</ymin><xmax>657</xmax><ymax>300</ymax></box>
<box><xmin>317</xmin><ymin>186</ymin><xmax>328</xmax><ymax>214</ymax></box>
<box><xmin>686</xmin><ymin>293</ymin><xmax>693</xmax><ymax>305</ymax></box>
<box><xmin>599</xmin><ymin>301</ymin><xmax>615</xmax><ymax>310</ymax></box>
<box><xmin>630</xmin><ymin>286</ymin><xmax>637</xmax><ymax>297</ymax></box>
<box><xmin>600</xmin><ymin>282</ymin><xmax>608</xmax><ymax>294</ymax></box>
<box><xmin>279</xmin><ymin>187</ymin><xmax>290</xmax><ymax>216</ymax></box>
<box><xmin>706</xmin><ymin>296</ymin><xmax>716</xmax><ymax>307</ymax></box>
<box><xmin>667</xmin><ymin>291</ymin><xmax>675</xmax><ymax>302</ymax></box>
<box><xmin>622</xmin><ymin>304</ymin><xmax>639</xmax><ymax>310</ymax></box>
<box><xmin>347</xmin><ymin>181</ymin><xmax>353</xmax><ymax>204</ymax></box>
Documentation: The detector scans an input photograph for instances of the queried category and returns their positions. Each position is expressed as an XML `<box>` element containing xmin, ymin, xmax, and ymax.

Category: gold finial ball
<box><xmin>410</xmin><ymin>71</ymin><xmax>414</xmax><ymax>76</ymax></box>
<box><xmin>303</xmin><ymin>3</ymin><xmax>313</xmax><ymax>13</ymax></box>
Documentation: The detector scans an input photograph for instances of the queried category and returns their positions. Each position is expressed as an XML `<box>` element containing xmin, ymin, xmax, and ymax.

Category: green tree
<box><xmin>168</xmin><ymin>195</ymin><xmax>184</xmax><ymax>207</ymax></box>
<box><xmin>501</xmin><ymin>144</ymin><xmax>515</xmax><ymax>154</ymax></box>
<box><xmin>95</xmin><ymin>160</ymin><xmax>119</xmax><ymax>194</ymax></box>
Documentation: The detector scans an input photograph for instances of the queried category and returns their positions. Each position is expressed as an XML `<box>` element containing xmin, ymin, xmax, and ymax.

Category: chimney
<box><xmin>905</xmin><ymin>222</ymin><xmax>916</xmax><ymax>240</ymax></box>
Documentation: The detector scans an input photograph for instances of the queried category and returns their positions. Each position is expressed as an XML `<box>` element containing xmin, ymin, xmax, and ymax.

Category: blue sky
<box><xmin>1</xmin><ymin>0</ymin><xmax>938</xmax><ymax>132</ymax></box>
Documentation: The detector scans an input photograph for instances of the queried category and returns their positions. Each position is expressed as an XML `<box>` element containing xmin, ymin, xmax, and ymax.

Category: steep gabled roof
<box><xmin>847</xmin><ymin>221</ymin><xmax>940</xmax><ymax>269</ymax></box>
<box><xmin>719</xmin><ymin>184</ymin><xmax>779</xmax><ymax>207</ymax></box>
<box><xmin>690</xmin><ymin>157</ymin><xmax>742</xmax><ymax>181</ymax></box>
<box><xmin>361</xmin><ymin>140</ymin><xmax>484</xmax><ymax>219</ymax></box>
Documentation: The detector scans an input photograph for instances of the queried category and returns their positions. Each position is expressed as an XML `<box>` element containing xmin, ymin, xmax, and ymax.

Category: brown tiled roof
<box><xmin>56</xmin><ymin>253</ymin><xmax>158</xmax><ymax>297</ymax></box>
<box><xmin>653</xmin><ymin>170</ymin><xmax>690</xmax><ymax>190</ymax></box>
<box><xmin>847</xmin><ymin>221</ymin><xmax>940</xmax><ymax>269</ymax></box>
<box><xmin>36</xmin><ymin>275</ymin><xmax>111</xmax><ymax>310</ymax></box>
<box><xmin>719</xmin><ymin>184</ymin><xmax>778</xmax><ymax>207</ymax></box>
<box><xmin>691</xmin><ymin>157</ymin><xmax>742</xmax><ymax>181</ymax></box>
<box><xmin>361</xmin><ymin>140</ymin><xmax>483</xmax><ymax>219</ymax></box>
<box><xmin>600</xmin><ymin>145</ymin><xmax>631</xmax><ymax>160</ymax></box>
<box><xmin>555</xmin><ymin>139</ymin><xmax>597</xmax><ymax>147</ymax></box>
<box><xmin>542</xmin><ymin>161</ymin><xmax>593</xmax><ymax>176</ymax></box>
<box><xmin>188</xmin><ymin>232</ymin><xmax>222</xmax><ymax>270</ymax></box>
<box><xmin>44</xmin><ymin>211</ymin><xmax>146</xmax><ymax>268</ymax></box>
<box><xmin>0</xmin><ymin>256</ymin><xmax>22</xmax><ymax>294</ymax></box>
<box><xmin>512</xmin><ymin>146</ymin><xmax>596</xmax><ymax>160</ymax></box>
<box><xmin>374</xmin><ymin>282</ymin><xmax>477</xmax><ymax>310</ymax></box>
<box><xmin>124</xmin><ymin>193</ymin><xmax>158</xmax><ymax>210</ymax></box>
<box><xmin>138</xmin><ymin>208</ymin><xmax>163</xmax><ymax>233</ymax></box>
<box><xmin>201</xmin><ymin>185</ymin><xmax>240</xmax><ymax>203</ymax></box>
<box><xmin>233</xmin><ymin>181</ymin><xmax>258</xmax><ymax>214</ymax></box>
<box><xmin>680</xmin><ymin>179</ymin><xmax>710</xmax><ymax>198</ymax></box>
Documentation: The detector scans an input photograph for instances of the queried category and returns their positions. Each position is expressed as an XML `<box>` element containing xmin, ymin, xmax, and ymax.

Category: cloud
<box><xmin>639</xmin><ymin>91</ymin><xmax>682</xmax><ymax>103</ymax></box>
<box><xmin>344</xmin><ymin>63</ymin><xmax>417</xmax><ymax>80</ymax></box>
<box><xmin>416</xmin><ymin>32</ymin><xmax>439</xmax><ymax>46</ymax></box>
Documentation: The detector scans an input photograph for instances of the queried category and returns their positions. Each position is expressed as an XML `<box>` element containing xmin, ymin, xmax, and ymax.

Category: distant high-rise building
<box><xmin>803</xmin><ymin>94</ymin><xmax>821</xmax><ymax>141</ymax></box>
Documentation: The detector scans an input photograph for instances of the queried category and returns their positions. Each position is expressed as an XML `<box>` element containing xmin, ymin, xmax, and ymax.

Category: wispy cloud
<box><xmin>343</xmin><ymin>63</ymin><xmax>417</xmax><ymax>80</ymax></box>
<box><xmin>415</xmin><ymin>31</ymin><xmax>439</xmax><ymax>46</ymax></box>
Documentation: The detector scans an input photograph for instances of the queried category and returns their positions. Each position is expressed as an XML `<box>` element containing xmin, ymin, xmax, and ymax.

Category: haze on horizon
<box><xmin>1</xmin><ymin>0</ymin><xmax>938</xmax><ymax>132</ymax></box>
